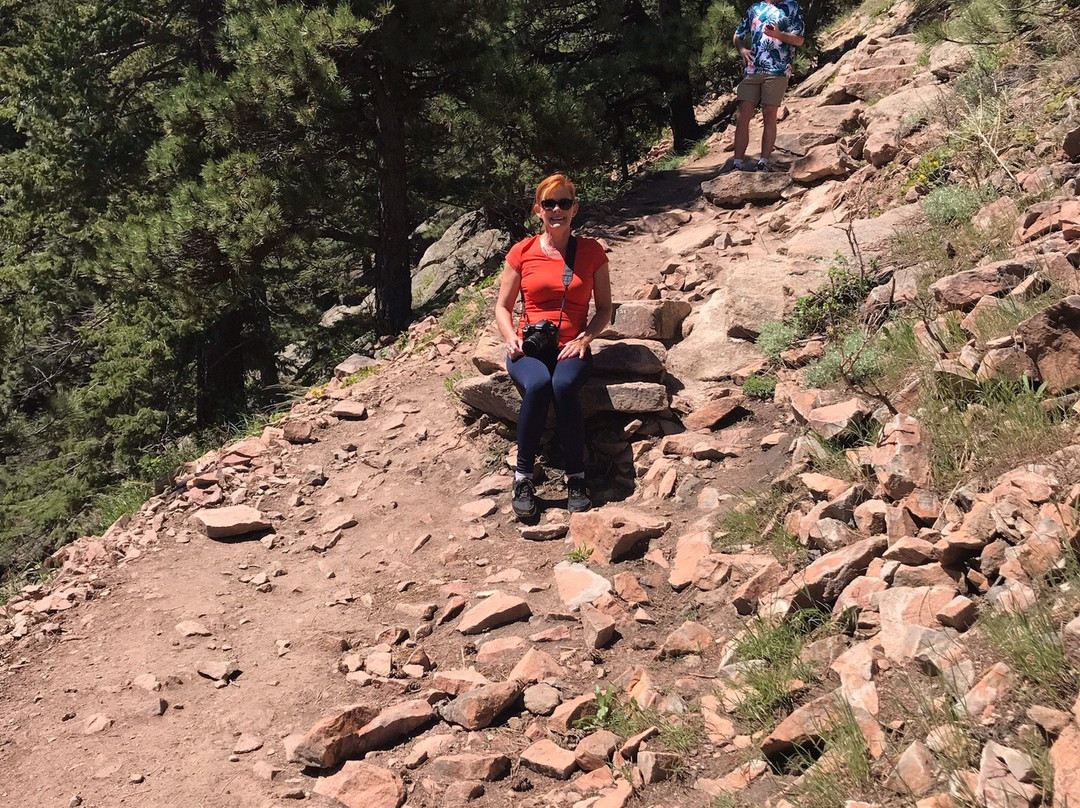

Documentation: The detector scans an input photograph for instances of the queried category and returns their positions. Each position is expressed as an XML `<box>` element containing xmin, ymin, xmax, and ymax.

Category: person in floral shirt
<box><xmin>727</xmin><ymin>0</ymin><xmax>806</xmax><ymax>173</ymax></box>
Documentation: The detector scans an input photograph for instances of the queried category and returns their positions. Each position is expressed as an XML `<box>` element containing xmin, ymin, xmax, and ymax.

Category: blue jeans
<box><xmin>506</xmin><ymin>352</ymin><xmax>592</xmax><ymax>477</ymax></box>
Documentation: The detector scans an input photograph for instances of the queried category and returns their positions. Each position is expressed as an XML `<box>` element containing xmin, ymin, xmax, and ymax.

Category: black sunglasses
<box><xmin>540</xmin><ymin>197</ymin><xmax>576</xmax><ymax>211</ymax></box>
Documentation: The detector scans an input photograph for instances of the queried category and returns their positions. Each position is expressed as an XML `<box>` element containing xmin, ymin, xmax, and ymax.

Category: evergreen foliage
<box><xmin>0</xmin><ymin>0</ymin><xmax>850</xmax><ymax>579</ymax></box>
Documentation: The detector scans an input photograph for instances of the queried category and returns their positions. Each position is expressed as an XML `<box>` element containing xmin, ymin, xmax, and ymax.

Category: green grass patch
<box><xmin>715</xmin><ymin>486</ymin><xmax>805</xmax><ymax>563</ymax></box>
<box><xmin>576</xmin><ymin>686</ymin><xmax>705</xmax><ymax>754</ymax></box>
<box><xmin>343</xmin><ymin>365</ymin><xmax>380</xmax><ymax>386</ymax></box>
<box><xmin>980</xmin><ymin>599</ymin><xmax>1076</xmax><ymax>707</ymax></box>
<box><xmin>788</xmin><ymin>700</ymin><xmax>875</xmax><ymax>807</ymax></box>
<box><xmin>922</xmin><ymin>184</ymin><xmax>992</xmax><ymax>225</ymax></box>
<box><xmin>729</xmin><ymin>611</ymin><xmax>829</xmax><ymax>730</ymax></box>
<box><xmin>756</xmin><ymin>320</ymin><xmax>800</xmax><ymax>362</ymax></box>
<box><xmin>921</xmin><ymin>376</ymin><xmax>1072</xmax><ymax>489</ymax></box>
<box><xmin>565</xmin><ymin>543</ymin><xmax>594</xmax><ymax>563</ymax></box>
<box><xmin>742</xmin><ymin>373</ymin><xmax>778</xmax><ymax>400</ymax></box>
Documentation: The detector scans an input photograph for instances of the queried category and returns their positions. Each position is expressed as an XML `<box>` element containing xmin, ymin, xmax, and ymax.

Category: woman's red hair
<box><xmin>534</xmin><ymin>174</ymin><xmax>576</xmax><ymax>205</ymax></box>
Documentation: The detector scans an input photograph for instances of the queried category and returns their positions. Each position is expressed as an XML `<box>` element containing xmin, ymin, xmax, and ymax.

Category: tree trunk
<box><xmin>658</xmin><ymin>0</ymin><xmax>699</xmax><ymax>152</ymax></box>
<box><xmin>372</xmin><ymin>59</ymin><xmax>412</xmax><ymax>334</ymax></box>
<box><xmin>196</xmin><ymin>308</ymin><xmax>245</xmax><ymax>425</ymax></box>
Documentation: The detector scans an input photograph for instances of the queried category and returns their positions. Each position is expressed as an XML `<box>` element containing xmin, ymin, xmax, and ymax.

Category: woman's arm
<box><xmin>559</xmin><ymin>262</ymin><xmax>612</xmax><ymax>360</ymax></box>
<box><xmin>495</xmin><ymin>260</ymin><xmax>525</xmax><ymax>359</ymax></box>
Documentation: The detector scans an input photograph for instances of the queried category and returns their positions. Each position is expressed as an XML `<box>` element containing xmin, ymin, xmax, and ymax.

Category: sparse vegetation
<box><xmin>921</xmin><ymin>376</ymin><xmax>1071</xmax><ymax>488</ymax></box>
<box><xmin>788</xmin><ymin>701</ymin><xmax>875</xmax><ymax>808</ymax></box>
<box><xmin>576</xmin><ymin>687</ymin><xmax>704</xmax><ymax>755</ymax></box>
<box><xmin>980</xmin><ymin>598</ymin><xmax>1076</xmax><ymax>707</ymax></box>
<box><xmin>802</xmin><ymin>329</ymin><xmax>883</xmax><ymax>388</ymax></box>
<box><xmin>743</xmin><ymin>373</ymin><xmax>778</xmax><ymax>401</ymax></box>
<box><xmin>715</xmin><ymin>486</ymin><xmax>805</xmax><ymax>562</ymax></box>
<box><xmin>728</xmin><ymin>611</ymin><xmax>829</xmax><ymax>729</ymax></box>
<box><xmin>921</xmin><ymin>184</ymin><xmax>991</xmax><ymax>225</ymax></box>
<box><xmin>756</xmin><ymin>320</ymin><xmax>800</xmax><ymax>362</ymax></box>
<box><xmin>565</xmin><ymin>543</ymin><xmax>594</xmax><ymax>563</ymax></box>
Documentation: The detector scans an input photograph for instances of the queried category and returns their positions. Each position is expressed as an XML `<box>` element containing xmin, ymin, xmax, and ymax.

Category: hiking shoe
<box><xmin>567</xmin><ymin>477</ymin><xmax>592</xmax><ymax>513</ymax></box>
<box><xmin>512</xmin><ymin>478</ymin><xmax>537</xmax><ymax>519</ymax></box>
<box><xmin>756</xmin><ymin>160</ymin><xmax>775</xmax><ymax>172</ymax></box>
<box><xmin>719</xmin><ymin>160</ymin><xmax>742</xmax><ymax>174</ymax></box>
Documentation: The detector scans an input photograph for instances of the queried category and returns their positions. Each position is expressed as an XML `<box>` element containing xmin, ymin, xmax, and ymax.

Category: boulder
<box><xmin>313</xmin><ymin>762</ymin><xmax>406</xmax><ymax>808</ymax></box>
<box><xmin>701</xmin><ymin>172</ymin><xmax>794</xmax><ymax>207</ymax></box>
<box><xmin>590</xmin><ymin>339</ymin><xmax>667</xmax><ymax>378</ymax></box>
<box><xmin>553</xmin><ymin>562</ymin><xmax>612</xmax><ymax>610</ymax></box>
<box><xmin>1017</xmin><ymin>296</ymin><xmax>1080</xmax><ymax>394</ymax></box>
<box><xmin>666</xmin><ymin>257</ymin><xmax>830</xmax><ymax>382</ymax></box>
<box><xmin>286</xmin><ymin>704</ymin><xmax>380</xmax><ymax>769</ymax></box>
<box><xmin>791</xmin><ymin>143</ymin><xmax>856</xmax><ymax>184</ymax></box>
<box><xmin>569</xmin><ymin>507</ymin><xmax>670</xmax><ymax>563</ymax></box>
<box><xmin>457</xmin><ymin>592</ymin><xmax>531</xmax><ymax>634</ymax></box>
<box><xmin>191</xmin><ymin>505</ymin><xmax>271</xmax><ymax>539</ymax></box>
<box><xmin>411</xmin><ymin>211</ymin><xmax>511</xmax><ymax>308</ymax></box>
<box><xmin>430</xmin><ymin>753</ymin><xmax>511</xmax><ymax>781</ymax></box>
<box><xmin>929</xmin><ymin>261</ymin><xmax>1035</xmax><ymax>311</ymax></box>
<box><xmin>869</xmin><ymin>414</ymin><xmax>929</xmax><ymax>499</ymax></box>
<box><xmin>600</xmin><ymin>299</ymin><xmax>692</xmax><ymax>342</ymax></box>
<box><xmin>440</xmin><ymin>680</ymin><xmax>523</xmax><ymax>730</ymax></box>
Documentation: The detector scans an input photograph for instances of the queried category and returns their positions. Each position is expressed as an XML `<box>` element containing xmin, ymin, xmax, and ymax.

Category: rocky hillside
<box><xmin>3</xmin><ymin>2</ymin><xmax>1080</xmax><ymax>808</ymax></box>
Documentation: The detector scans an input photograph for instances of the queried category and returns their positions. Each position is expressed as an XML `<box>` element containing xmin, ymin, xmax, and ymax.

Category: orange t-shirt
<box><xmin>507</xmin><ymin>235</ymin><xmax>607</xmax><ymax>347</ymax></box>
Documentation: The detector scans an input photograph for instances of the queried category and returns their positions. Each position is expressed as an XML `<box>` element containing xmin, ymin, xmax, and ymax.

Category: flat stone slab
<box><xmin>191</xmin><ymin>505</ymin><xmax>271</xmax><ymax>539</ymax></box>
<box><xmin>457</xmin><ymin>592</ymin><xmax>532</xmax><ymax>634</ymax></box>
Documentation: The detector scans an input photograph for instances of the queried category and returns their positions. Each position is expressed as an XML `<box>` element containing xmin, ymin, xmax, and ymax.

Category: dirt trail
<box><xmin>0</xmin><ymin>21</ymin><xmax>902</xmax><ymax>803</ymax></box>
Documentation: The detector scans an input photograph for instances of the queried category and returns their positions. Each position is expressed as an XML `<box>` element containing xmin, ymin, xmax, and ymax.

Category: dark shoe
<box><xmin>512</xmin><ymin>478</ymin><xmax>537</xmax><ymax>519</ymax></box>
<box><xmin>719</xmin><ymin>160</ymin><xmax>742</xmax><ymax>175</ymax></box>
<box><xmin>567</xmin><ymin>477</ymin><xmax>591</xmax><ymax>513</ymax></box>
<box><xmin>756</xmin><ymin>160</ymin><xmax>775</xmax><ymax>172</ymax></box>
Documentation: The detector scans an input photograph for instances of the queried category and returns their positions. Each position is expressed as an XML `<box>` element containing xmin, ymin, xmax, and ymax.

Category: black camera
<box><xmin>522</xmin><ymin>320</ymin><xmax>558</xmax><ymax>360</ymax></box>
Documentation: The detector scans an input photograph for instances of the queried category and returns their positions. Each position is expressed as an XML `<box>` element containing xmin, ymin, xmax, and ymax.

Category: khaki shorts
<box><xmin>737</xmin><ymin>74</ymin><xmax>789</xmax><ymax>107</ymax></box>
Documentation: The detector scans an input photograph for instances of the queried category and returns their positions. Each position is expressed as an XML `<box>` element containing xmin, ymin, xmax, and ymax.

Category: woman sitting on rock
<box><xmin>494</xmin><ymin>173</ymin><xmax>612</xmax><ymax>520</ymax></box>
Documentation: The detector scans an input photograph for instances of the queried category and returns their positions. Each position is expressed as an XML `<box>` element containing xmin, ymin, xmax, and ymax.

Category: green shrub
<box><xmin>903</xmin><ymin>146</ymin><xmax>954</xmax><ymax>192</ymax></box>
<box><xmin>789</xmin><ymin>260</ymin><xmax>877</xmax><ymax>337</ymax></box>
<box><xmin>756</xmin><ymin>320</ymin><xmax>799</xmax><ymax>362</ymax></box>
<box><xmin>742</xmin><ymin>373</ymin><xmax>777</xmax><ymax>400</ymax></box>
<box><xmin>921</xmin><ymin>185</ymin><xmax>988</xmax><ymax>225</ymax></box>
<box><xmin>802</xmin><ymin>329</ymin><xmax>883</xmax><ymax>388</ymax></box>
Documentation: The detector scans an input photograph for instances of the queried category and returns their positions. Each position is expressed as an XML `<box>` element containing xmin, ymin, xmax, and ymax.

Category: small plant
<box><xmin>742</xmin><ymin>372</ymin><xmax>777</xmax><ymax>400</ymax></box>
<box><xmin>802</xmin><ymin>328</ymin><xmax>883</xmax><ymax>388</ymax></box>
<box><xmin>444</xmin><ymin>369</ymin><xmax>468</xmax><ymax>398</ymax></box>
<box><xmin>576</xmin><ymin>686</ymin><xmax>618</xmax><ymax>731</ymax></box>
<box><xmin>788</xmin><ymin>259</ymin><xmax>877</xmax><ymax>338</ymax></box>
<box><xmin>789</xmin><ymin>700</ymin><xmax>874</xmax><ymax>807</ymax></box>
<box><xmin>903</xmin><ymin>145</ymin><xmax>954</xmax><ymax>193</ymax></box>
<box><xmin>343</xmin><ymin>365</ymin><xmax>380</xmax><ymax>386</ymax></box>
<box><xmin>756</xmin><ymin>320</ymin><xmax>799</xmax><ymax>362</ymax></box>
<box><xmin>565</xmin><ymin>543</ymin><xmax>594</xmax><ymax>563</ymax></box>
<box><xmin>921</xmin><ymin>184</ymin><xmax>989</xmax><ymax>225</ymax></box>
<box><xmin>728</xmin><ymin>611</ymin><xmax>827</xmax><ymax>729</ymax></box>
<box><xmin>576</xmin><ymin>688</ymin><xmax>704</xmax><ymax>753</ymax></box>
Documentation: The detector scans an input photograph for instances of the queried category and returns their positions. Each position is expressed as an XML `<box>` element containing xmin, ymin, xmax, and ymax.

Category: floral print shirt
<box><xmin>735</xmin><ymin>0</ymin><xmax>805</xmax><ymax>77</ymax></box>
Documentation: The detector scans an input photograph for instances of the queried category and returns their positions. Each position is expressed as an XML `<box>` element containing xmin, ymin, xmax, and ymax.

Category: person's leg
<box><xmin>506</xmin><ymin>355</ymin><xmax>554</xmax><ymax>477</ymax></box>
<box><xmin>760</xmin><ymin>104</ymin><xmax>780</xmax><ymax>162</ymax></box>
<box><xmin>733</xmin><ymin>76</ymin><xmax>763</xmax><ymax>167</ymax></box>
<box><xmin>757</xmin><ymin>77</ymin><xmax>788</xmax><ymax>167</ymax></box>
<box><xmin>550</xmin><ymin>355</ymin><xmax>592</xmax><ymax>476</ymax></box>
<box><xmin>733</xmin><ymin>100</ymin><xmax>755</xmax><ymax>163</ymax></box>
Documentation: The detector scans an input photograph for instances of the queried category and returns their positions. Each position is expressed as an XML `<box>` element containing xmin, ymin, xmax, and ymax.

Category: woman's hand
<box><xmin>558</xmin><ymin>333</ymin><xmax>591</xmax><ymax>361</ymax></box>
<box><xmin>507</xmin><ymin>335</ymin><xmax>524</xmax><ymax>359</ymax></box>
